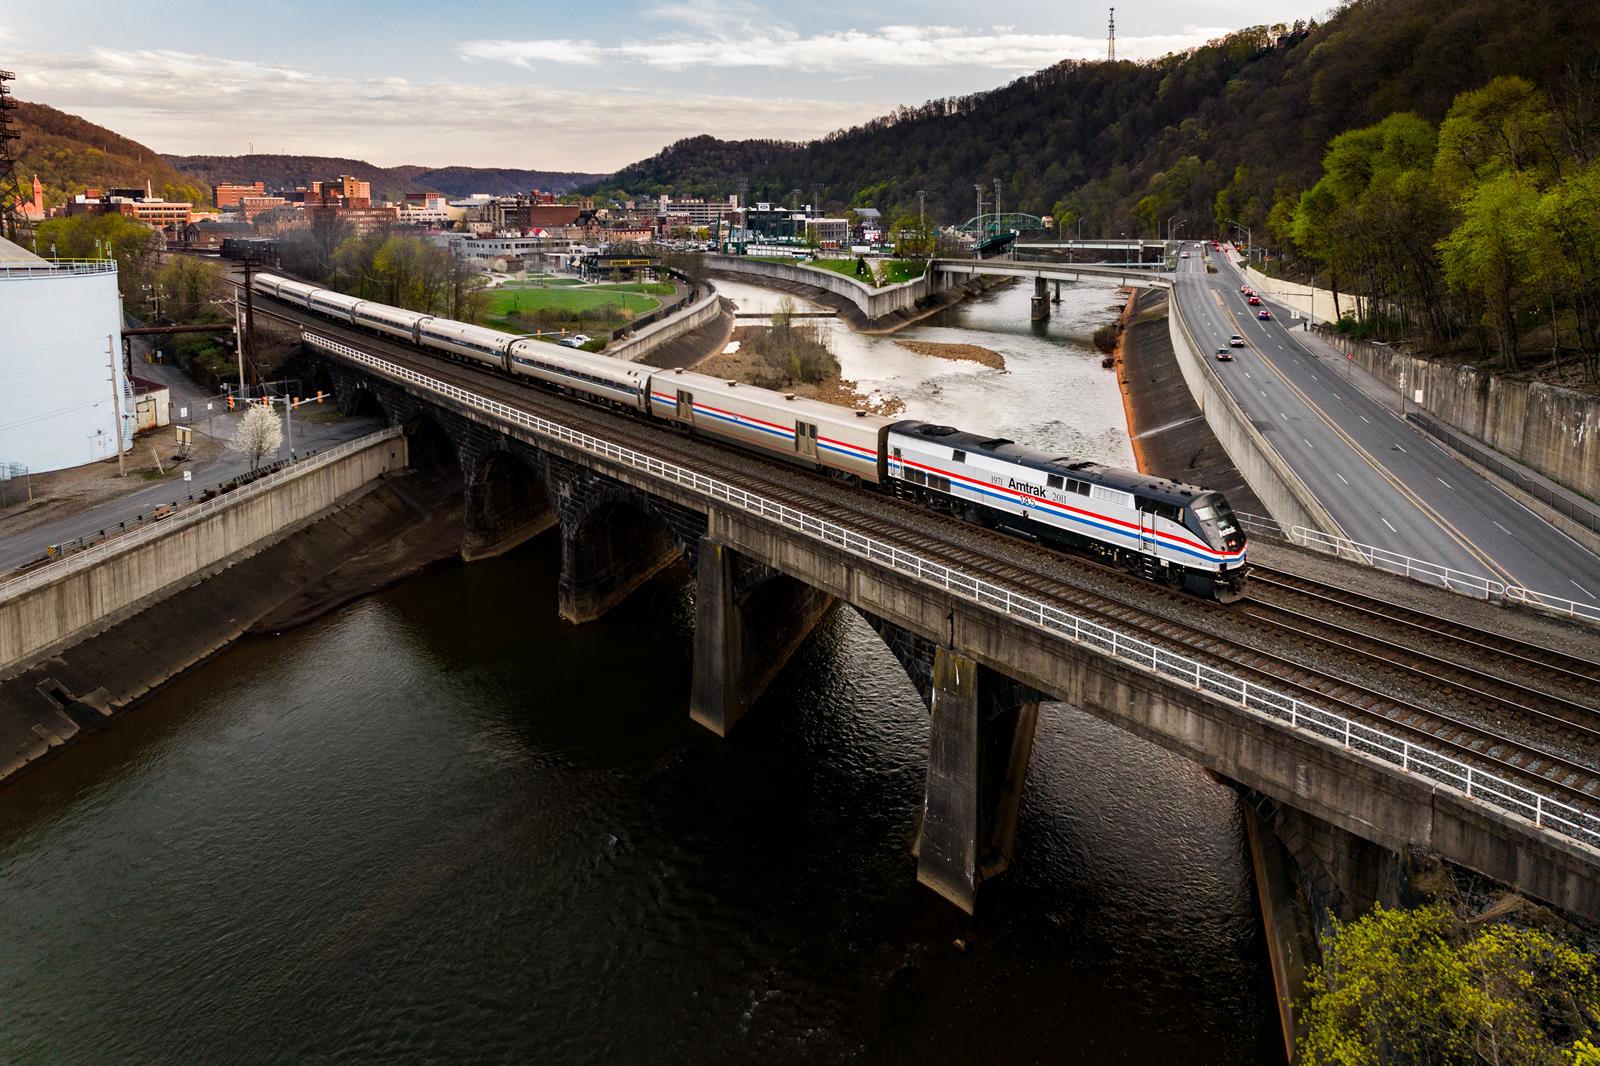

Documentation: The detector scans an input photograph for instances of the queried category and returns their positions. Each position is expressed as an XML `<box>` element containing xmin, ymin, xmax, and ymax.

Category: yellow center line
<box><xmin>1212</xmin><ymin>296</ymin><xmax>1526</xmax><ymax>588</ymax></box>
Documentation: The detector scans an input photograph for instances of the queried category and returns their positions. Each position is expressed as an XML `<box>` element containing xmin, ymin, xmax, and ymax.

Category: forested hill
<box><xmin>588</xmin><ymin>135</ymin><xmax>800</xmax><ymax>199</ymax></box>
<box><xmin>13</xmin><ymin>100</ymin><xmax>210</xmax><ymax>209</ymax></box>
<box><xmin>587</xmin><ymin>0</ymin><xmax>1600</xmax><ymax>234</ymax></box>
<box><xmin>163</xmin><ymin>154</ymin><xmax>605</xmax><ymax>202</ymax></box>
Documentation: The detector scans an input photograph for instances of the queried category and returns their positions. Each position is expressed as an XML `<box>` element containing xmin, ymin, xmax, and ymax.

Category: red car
<box><xmin>1247</xmin><ymin>295</ymin><xmax>1262</xmax><ymax>305</ymax></box>
<box><xmin>1257</xmin><ymin>309</ymin><xmax>1272</xmax><ymax>320</ymax></box>
<box><xmin>1240</xmin><ymin>285</ymin><xmax>1250</xmax><ymax>293</ymax></box>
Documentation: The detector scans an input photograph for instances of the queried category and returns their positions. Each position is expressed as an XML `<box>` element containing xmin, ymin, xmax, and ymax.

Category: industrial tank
<box><xmin>0</xmin><ymin>238</ymin><xmax>132</xmax><ymax>474</ymax></box>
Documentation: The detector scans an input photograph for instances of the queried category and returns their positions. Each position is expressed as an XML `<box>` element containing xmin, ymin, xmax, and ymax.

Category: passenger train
<box><xmin>252</xmin><ymin>272</ymin><xmax>1249</xmax><ymax>600</ymax></box>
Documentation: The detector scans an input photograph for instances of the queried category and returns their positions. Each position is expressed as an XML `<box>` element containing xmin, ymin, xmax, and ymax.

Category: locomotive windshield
<box><xmin>1190</xmin><ymin>493</ymin><xmax>1245</xmax><ymax>551</ymax></box>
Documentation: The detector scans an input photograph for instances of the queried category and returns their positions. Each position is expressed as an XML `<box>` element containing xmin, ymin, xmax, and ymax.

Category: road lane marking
<box><xmin>1303</xmin><ymin>438</ymin><xmax>1314</xmax><ymax>448</ymax></box>
<box><xmin>1359</xmin><ymin>415</ymin><xmax>1370</xmax><ymax>423</ymax></box>
<box><xmin>1381</xmin><ymin>517</ymin><xmax>1398</xmax><ymax>533</ymax></box>
<box><xmin>1573</xmin><ymin>580</ymin><xmax>1595</xmax><ymax>599</ymax></box>
<box><xmin>1436</xmin><ymin>477</ymin><xmax>1451</xmax><ymax>489</ymax></box>
<box><xmin>1493</xmin><ymin>520</ymin><xmax>1512</xmax><ymax>535</ymax></box>
<box><xmin>1208</xmin><ymin>296</ymin><xmax>1525</xmax><ymax>587</ymax></box>
<box><xmin>1335</xmin><ymin>472</ymin><xmax>1350</xmax><ymax>484</ymax></box>
<box><xmin>1395</xmin><ymin>444</ymin><xmax>1407</xmax><ymax>453</ymax></box>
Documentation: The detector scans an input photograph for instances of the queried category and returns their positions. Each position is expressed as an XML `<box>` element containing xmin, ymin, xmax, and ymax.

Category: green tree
<box><xmin>1436</xmin><ymin>76</ymin><xmax>1562</xmax><ymax>199</ymax></box>
<box><xmin>155</xmin><ymin>255</ymin><xmax>225</xmax><ymax>323</ymax></box>
<box><xmin>33</xmin><ymin>213</ymin><xmax>160</xmax><ymax>304</ymax></box>
<box><xmin>1300</xmin><ymin>904</ymin><xmax>1600</xmax><ymax>1066</ymax></box>
<box><xmin>1439</xmin><ymin>172</ymin><xmax>1543</xmax><ymax>369</ymax></box>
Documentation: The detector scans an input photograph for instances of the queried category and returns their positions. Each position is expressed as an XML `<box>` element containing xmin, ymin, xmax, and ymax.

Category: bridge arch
<box><xmin>463</xmin><ymin>446</ymin><xmax>556</xmax><ymax>561</ymax></box>
<box><xmin>558</xmin><ymin>490</ymin><xmax>698</xmax><ymax>625</ymax></box>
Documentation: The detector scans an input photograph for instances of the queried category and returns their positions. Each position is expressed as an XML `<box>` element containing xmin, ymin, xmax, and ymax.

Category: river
<box><xmin>0</xmin><ymin>278</ymin><xmax>1278</xmax><ymax>1063</ymax></box>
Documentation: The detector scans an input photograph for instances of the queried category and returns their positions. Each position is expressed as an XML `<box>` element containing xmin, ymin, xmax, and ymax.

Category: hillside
<box><xmin>163</xmin><ymin>154</ymin><xmax>605</xmax><ymax>202</ymax></box>
<box><xmin>592</xmin><ymin>135</ymin><xmax>801</xmax><ymax>199</ymax></box>
<box><xmin>586</xmin><ymin>0</ymin><xmax>1600</xmax><ymax>236</ymax></box>
<box><xmin>12</xmin><ymin>100</ymin><xmax>210</xmax><ymax>209</ymax></box>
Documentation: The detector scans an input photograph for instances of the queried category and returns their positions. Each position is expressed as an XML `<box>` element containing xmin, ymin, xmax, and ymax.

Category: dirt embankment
<box><xmin>893</xmin><ymin>340</ymin><xmax>1006</xmax><ymax>370</ymax></box>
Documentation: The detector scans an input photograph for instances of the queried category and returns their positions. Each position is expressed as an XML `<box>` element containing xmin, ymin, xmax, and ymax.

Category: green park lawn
<box><xmin>485</xmin><ymin>283</ymin><xmax>665</xmax><ymax>319</ymax></box>
<box><xmin>807</xmin><ymin>258</ymin><xmax>928</xmax><ymax>285</ymax></box>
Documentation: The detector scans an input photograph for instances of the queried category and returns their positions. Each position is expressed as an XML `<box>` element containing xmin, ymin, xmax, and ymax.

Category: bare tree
<box><xmin>228</xmin><ymin>404</ymin><xmax>283</xmax><ymax>472</ymax></box>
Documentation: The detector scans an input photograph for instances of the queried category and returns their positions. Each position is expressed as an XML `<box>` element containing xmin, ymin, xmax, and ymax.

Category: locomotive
<box><xmin>253</xmin><ymin>272</ymin><xmax>1248</xmax><ymax>601</ymax></box>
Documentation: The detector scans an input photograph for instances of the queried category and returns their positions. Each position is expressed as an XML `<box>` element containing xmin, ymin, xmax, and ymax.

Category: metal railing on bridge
<box><xmin>302</xmin><ymin>330</ymin><xmax>1600</xmax><ymax>854</ymax></box>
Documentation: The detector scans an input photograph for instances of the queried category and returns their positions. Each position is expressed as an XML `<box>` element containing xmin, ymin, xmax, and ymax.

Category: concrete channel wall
<box><xmin>1165</xmin><ymin>292</ymin><xmax>1345</xmax><ymax>537</ymax></box>
<box><xmin>701</xmin><ymin>254</ymin><xmax>930</xmax><ymax>319</ymax></box>
<box><xmin>607</xmin><ymin>287</ymin><xmax>725</xmax><ymax>363</ymax></box>
<box><xmin>0</xmin><ymin>428</ymin><xmax>406</xmax><ymax>675</ymax></box>
<box><xmin>1320</xmin><ymin>330</ymin><xmax>1600</xmax><ymax>508</ymax></box>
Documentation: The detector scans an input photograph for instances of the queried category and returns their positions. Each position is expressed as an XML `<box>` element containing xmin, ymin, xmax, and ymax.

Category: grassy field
<box><xmin>482</xmin><ymin>281</ymin><xmax>673</xmax><ymax>336</ymax></box>
<box><xmin>808</xmin><ymin>258</ymin><xmax>928</xmax><ymax>285</ymax></box>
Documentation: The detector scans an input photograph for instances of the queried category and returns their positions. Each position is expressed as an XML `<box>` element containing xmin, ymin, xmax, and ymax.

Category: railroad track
<box><xmin>263</xmin><ymin>300</ymin><xmax>1600</xmax><ymax>818</ymax></box>
<box><xmin>1250</xmin><ymin>565</ymin><xmax>1600</xmax><ymax>691</ymax></box>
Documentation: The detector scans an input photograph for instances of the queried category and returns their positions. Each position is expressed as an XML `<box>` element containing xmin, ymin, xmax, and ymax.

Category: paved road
<box><xmin>0</xmin><ymin>342</ymin><xmax>382</xmax><ymax>575</ymax></box>
<box><xmin>1171</xmin><ymin>247</ymin><xmax>1600</xmax><ymax>606</ymax></box>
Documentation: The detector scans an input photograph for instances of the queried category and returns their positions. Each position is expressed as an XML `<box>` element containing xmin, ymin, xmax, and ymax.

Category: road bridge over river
<box><xmin>247</xmin><ymin>296</ymin><xmax>1600</xmax><ymax>921</ymax></box>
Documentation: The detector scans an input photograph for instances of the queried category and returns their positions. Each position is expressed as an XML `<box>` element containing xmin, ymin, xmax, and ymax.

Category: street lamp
<box><xmin>1227</xmin><ymin>219</ymin><xmax>1252</xmax><ymax>264</ymax></box>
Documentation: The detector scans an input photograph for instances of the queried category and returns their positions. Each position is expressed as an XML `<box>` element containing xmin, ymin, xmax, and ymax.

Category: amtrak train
<box><xmin>252</xmin><ymin>272</ymin><xmax>1248</xmax><ymax>600</ymax></box>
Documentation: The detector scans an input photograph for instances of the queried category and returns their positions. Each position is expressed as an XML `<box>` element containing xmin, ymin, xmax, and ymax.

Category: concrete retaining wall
<box><xmin>1319</xmin><ymin>330</ymin><xmax>1600</xmax><ymax>507</ymax></box>
<box><xmin>701</xmin><ymin>254</ymin><xmax>929</xmax><ymax>319</ymax></box>
<box><xmin>1165</xmin><ymin>293</ymin><xmax>1344</xmax><ymax>536</ymax></box>
<box><xmin>1238</xmin><ymin>263</ymin><xmax>1360</xmax><ymax>325</ymax></box>
<box><xmin>0</xmin><ymin>430</ymin><xmax>406</xmax><ymax>674</ymax></box>
<box><xmin>606</xmin><ymin>287</ymin><xmax>725</xmax><ymax>364</ymax></box>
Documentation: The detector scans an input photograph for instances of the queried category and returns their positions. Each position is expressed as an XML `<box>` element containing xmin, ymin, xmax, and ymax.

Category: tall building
<box><xmin>215</xmin><ymin>181</ymin><xmax>266</xmax><ymax>208</ymax></box>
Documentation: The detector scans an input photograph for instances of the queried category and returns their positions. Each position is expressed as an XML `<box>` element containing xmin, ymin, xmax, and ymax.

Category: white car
<box><xmin>558</xmin><ymin>333</ymin><xmax>592</xmax><ymax>348</ymax></box>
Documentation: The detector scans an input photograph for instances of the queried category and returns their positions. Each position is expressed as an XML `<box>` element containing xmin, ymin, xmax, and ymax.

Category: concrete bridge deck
<box><xmin>260</xmin><ymin>301</ymin><xmax>1600</xmax><ymax>921</ymax></box>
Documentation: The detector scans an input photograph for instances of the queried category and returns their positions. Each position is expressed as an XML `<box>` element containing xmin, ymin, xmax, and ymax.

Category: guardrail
<box><xmin>1406</xmin><ymin>411</ymin><xmax>1600</xmax><ymax>538</ymax></box>
<box><xmin>0</xmin><ymin>258</ymin><xmax>119</xmax><ymax>279</ymax></box>
<box><xmin>303</xmin><ymin>330</ymin><xmax>1600</xmax><ymax>854</ymax></box>
<box><xmin>1283</xmin><ymin>526</ymin><xmax>1600</xmax><ymax>623</ymax></box>
<box><xmin>0</xmin><ymin>427</ymin><xmax>402</xmax><ymax>604</ymax></box>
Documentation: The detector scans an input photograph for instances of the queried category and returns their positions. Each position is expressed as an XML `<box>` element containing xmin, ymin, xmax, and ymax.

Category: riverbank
<box><xmin>0</xmin><ymin>469</ymin><xmax>463</xmax><ymax>788</ymax></box>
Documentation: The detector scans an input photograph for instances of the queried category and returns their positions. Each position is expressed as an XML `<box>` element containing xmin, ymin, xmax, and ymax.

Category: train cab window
<box><xmin>1047</xmin><ymin>474</ymin><xmax>1064</xmax><ymax>491</ymax></box>
<box><xmin>952</xmin><ymin>450</ymin><xmax>966</xmax><ymax>463</ymax></box>
<box><xmin>1070</xmin><ymin>479</ymin><xmax>1090</xmax><ymax>495</ymax></box>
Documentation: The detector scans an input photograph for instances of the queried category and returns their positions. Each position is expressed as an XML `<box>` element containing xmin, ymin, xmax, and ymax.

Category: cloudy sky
<box><xmin>2</xmin><ymin>1</ymin><xmax>1330</xmax><ymax>172</ymax></box>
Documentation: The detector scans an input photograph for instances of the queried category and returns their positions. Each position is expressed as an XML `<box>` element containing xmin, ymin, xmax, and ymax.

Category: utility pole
<box><xmin>1107</xmin><ymin>7</ymin><xmax>1116</xmax><ymax>63</ymax></box>
<box><xmin>974</xmin><ymin>184</ymin><xmax>985</xmax><ymax>237</ymax></box>
<box><xmin>106</xmin><ymin>335</ymin><xmax>125</xmax><ymax>477</ymax></box>
<box><xmin>242</xmin><ymin>256</ymin><xmax>257</xmax><ymax>389</ymax></box>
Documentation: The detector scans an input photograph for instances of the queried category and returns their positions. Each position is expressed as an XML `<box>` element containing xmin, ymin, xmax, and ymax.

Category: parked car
<box><xmin>558</xmin><ymin>333</ymin><xmax>593</xmax><ymax>349</ymax></box>
<box><xmin>1229</xmin><ymin>335</ymin><xmax>1246</xmax><ymax>347</ymax></box>
<box><xmin>1257</xmin><ymin>309</ymin><xmax>1272</xmax><ymax>320</ymax></box>
<box><xmin>1215</xmin><ymin>346</ymin><xmax>1233</xmax><ymax>361</ymax></box>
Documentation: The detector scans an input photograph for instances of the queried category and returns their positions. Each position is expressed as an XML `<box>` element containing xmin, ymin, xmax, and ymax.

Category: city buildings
<box><xmin>64</xmin><ymin>186</ymin><xmax>193</xmax><ymax>235</ymax></box>
<box><xmin>214</xmin><ymin>181</ymin><xmax>265</xmax><ymax>208</ymax></box>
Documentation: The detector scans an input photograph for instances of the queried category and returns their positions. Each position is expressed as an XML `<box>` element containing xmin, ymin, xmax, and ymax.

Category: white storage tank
<box><xmin>0</xmin><ymin>237</ymin><xmax>133</xmax><ymax>474</ymax></box>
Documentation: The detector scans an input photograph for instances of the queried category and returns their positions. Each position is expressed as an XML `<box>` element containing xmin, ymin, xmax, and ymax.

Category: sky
<box><xmin>2</xmin><ymin>1</ymin><xmax>1332</xmax><ymax>173</ymax></box>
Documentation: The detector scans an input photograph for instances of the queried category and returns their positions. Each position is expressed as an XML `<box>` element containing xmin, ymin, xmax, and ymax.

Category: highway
<box><xmin>1170</xmin><ymin>247</ymin><xmax>1600</xmax><ymax>607</ymax></box>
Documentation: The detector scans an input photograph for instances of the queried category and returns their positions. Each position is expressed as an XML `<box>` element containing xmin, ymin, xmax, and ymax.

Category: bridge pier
<box><xmin>1052</xmin><ymin>279</ymin><xmax>1062</xmax><ymax>304</ymax></box>
<box><xmin>916</xmin><ymin>647</ymin><xmax>1040</xmax><ymax>913</ymax></box>
<box><xmin>690</xmin><ymin>537</ymin><xmax>835</xmax><ymax>736</ymax></box>
<box><xmin>1031</xmin><ymin>276</ymin><xmax>1050</xmax><ymax>322</ymax></box>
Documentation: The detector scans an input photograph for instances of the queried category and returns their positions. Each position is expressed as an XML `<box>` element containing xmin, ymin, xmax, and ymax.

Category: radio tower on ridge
<box><xmin>1107</xmin><ymin>8</ymin><xmax>1117</xmax><ymax>63</ymax></box>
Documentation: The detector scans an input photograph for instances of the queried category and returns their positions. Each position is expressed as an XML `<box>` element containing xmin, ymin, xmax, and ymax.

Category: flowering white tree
<box><xmin>228</xmin><ymin>404</ymin><xmax>283</xmax><ymax>472</ymax></box>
